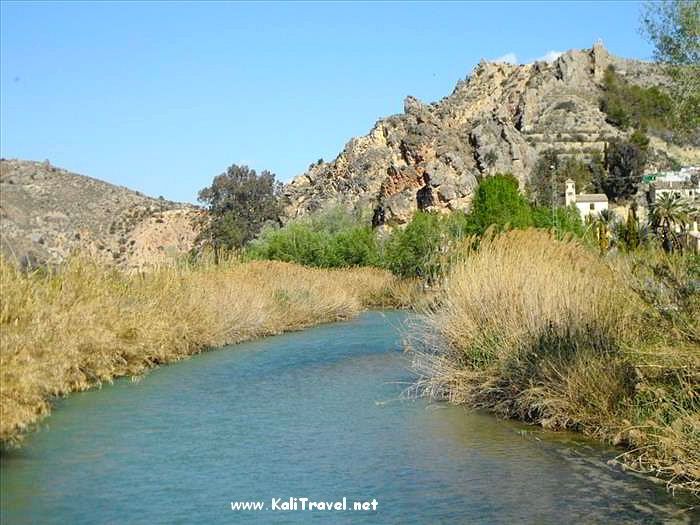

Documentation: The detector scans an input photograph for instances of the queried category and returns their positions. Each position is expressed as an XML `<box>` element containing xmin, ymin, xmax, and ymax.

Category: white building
<box><xmin>564</xmin><ymin>179</ymin><xmax>608</xmax><ymax>220</ymax></box>
<box><xmin>685</xmin><ymin>228</ymin><xmax>700</xmax><ymax>253</ymax></box>
<box><xmin>647</xmin><ymin>166</ymin><xmax>700</xmax><ymax>203</ymax></box>
<box><xmin>650</xmin><ymin>179</ymin><xmax>699</xmax><ymax>203</ymax></box>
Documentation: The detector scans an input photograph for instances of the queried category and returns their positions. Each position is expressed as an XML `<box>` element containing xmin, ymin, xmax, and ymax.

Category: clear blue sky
<box><xmin>1</xmin><ymin>1</ymin><xmax>653</xmax><ymax>203</ymax></box>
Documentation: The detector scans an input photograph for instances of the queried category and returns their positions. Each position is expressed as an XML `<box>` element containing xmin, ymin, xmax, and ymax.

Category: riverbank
<box><xmin>410</xmin><ymin>229</ymin><xmax>699</xmax><ymax>496</ymax></box>
<box><xmin>3</xmin><ymin>311</ymin><xmax>692</xmax><ymax>524</ymax></box>
<box><xmin>0</xmin><ymin>256</ymin><xmax>419</xmax><ymax>446</ymax></box>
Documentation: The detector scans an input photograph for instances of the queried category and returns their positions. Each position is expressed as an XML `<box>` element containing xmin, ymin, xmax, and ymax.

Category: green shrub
<box><xmin>383</xmin><ymin>211</ymin><xmax>447</xmax><ymax>280</ymax></box>
<box><xmin>248</xmin><ymin>222</ymin><xmax>329</xmax><ymax>266</ymax></box>
<box><xmin>532</xmin><ymin>205</ymin><xmax>587</xmax><ymax>238</ymax></box>
<box><xmin>325</xmin><ymin>226</ymin><xmax>381</xmax><ymax>267</ymax></box>
<box><xmin>467</xmin><ymin>174</ymin><xmax>533</xmax><ymax>234</ymax></box>
<box><xmin>250</xmin><ymin>175</ymin><xmax>589</xmax><ymax>279</ymax></box>
<box><xmin>247</xmin><ymin>209</ymin><xmax>380</xmax><ymax>268</ymax></box>
<box><xmin>599</xmin><ymin>65</ymin><xmax>674</xmax><ymax>133</ymax></box>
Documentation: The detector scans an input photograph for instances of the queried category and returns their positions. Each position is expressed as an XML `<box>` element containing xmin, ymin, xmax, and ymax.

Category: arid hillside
<box><xmin>0</xmin><ymin>159</ymin><xmax>201</xmax><ymax>270</ymax></box>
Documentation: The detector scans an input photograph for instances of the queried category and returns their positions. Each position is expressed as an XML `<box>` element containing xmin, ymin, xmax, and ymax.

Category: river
<box><xmin>1</xmin><ymin>311</ymin><xmax>696</xmax><ymax>523</ymax></box>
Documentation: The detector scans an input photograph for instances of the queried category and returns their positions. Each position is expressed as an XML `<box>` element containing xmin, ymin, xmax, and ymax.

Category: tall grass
<box><xmin>410</xmin><ymin>229</ymin><xmax>699</xmax><ymax>495</ymax></box>
<box><xmin>0</xmin><ymin>255</ymin><xmax>415</xmax><ymax>446</ymax></box>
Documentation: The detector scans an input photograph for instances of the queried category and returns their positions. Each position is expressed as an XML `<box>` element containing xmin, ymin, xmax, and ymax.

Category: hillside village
<box><xmin>564</xmin><ymin>164</ymin><xmax>700</xmax><ymax>251</ymax></box>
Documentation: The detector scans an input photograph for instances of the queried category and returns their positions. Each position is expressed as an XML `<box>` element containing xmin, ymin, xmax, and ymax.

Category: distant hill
<box><xmin>0</xmin><ymin>159</ymin><xmax>201</xmax><ymax>269</ymax></box>
<box><xmin>284</xmin><ymin>43</ymin><xmax>700</xmax><ymax>226</ymax></box>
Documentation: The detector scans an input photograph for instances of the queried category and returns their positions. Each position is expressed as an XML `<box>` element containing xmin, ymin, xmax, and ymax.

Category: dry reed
<box><xmin>410</xmin><ymin>229</ymin><xmax>700</xmax><ymax>496</ymax></box>
<box><xmin>0</xmin><ymin>255</ymin><xmax>414</xmax><ymax>446</ymax></box>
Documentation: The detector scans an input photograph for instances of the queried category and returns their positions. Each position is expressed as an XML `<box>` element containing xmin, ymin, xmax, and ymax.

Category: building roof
<box><xmin>653</xmin><ymin>180</ymin><xmax>697</xmax><ymax>190</ymax></box>
<box><xmin>576</xmin><ymin>193</ymin><xmax>608</xmax><ymax>203</ymax></box>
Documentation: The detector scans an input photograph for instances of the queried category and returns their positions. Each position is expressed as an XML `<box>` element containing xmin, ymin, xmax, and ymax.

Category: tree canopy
<box><xmin>527</xmin><ymin>149</ymin><xmax>592</xmax><ymax>207</ymax></box>
<box><xmin>197</xmin><ymin>164</ymin><xmax>283</xmax><ymax>252</ymax></box>
<box><xmin>594</xmin><ymin>139</ymin><xmax>647</xmax><ymax>202</ymax></box>
<box><xmin>641</xmin><ymin>0</ymin><xmax>700</xmax><ymax>140</ymax></box>
<box><xmin>468</xmin><ymin>174</ymin><xmax>533</xmax><ymax>234</ymax></box>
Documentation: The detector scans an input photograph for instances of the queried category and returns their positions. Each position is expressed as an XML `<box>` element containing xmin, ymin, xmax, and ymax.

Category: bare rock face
<box><xmin>284</xmin><ymin>43</ymin><xmax>698</xmax><ymax>226</ymax></box>
<box><xmin>0</xmin><ymin>159</ymin><xmax>200</xmax><ymax>270</ymax></box>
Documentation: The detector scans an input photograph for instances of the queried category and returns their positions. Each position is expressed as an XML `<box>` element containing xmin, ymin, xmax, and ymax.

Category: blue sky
<box><xmin>1</xmin><ymin>1</ymin><xmax>653</xmax><ymax>203</ymax></box>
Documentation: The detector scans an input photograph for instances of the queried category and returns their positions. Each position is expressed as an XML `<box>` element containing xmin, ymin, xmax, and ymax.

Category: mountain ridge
<box><xmin>282</xmin><ymin>43</ymin><xmax>699</xmax><ymax>226</ymax></box>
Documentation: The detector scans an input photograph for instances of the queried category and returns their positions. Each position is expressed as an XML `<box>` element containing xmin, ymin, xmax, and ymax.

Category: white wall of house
<box><xmin>575</xmin><ymin>200</ymin><xmax>608</xmax><ymax>220</ymax></box>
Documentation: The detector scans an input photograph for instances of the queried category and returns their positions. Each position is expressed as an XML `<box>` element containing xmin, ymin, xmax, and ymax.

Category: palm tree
<box><xmin>649</xmin><ymin>193</ymin><xmax>692</xmax><ymax>252</ymax></box>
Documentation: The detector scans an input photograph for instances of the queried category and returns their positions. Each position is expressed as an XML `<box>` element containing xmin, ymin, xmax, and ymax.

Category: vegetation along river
<box><xmin>1</xmin><ymin>311</ymin><xmax>697</xmax><ymax>524</ymax></box>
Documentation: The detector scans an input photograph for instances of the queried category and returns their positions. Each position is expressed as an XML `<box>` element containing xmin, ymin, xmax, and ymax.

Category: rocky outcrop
<box><xmin>284</xmin><ymin>43</ymin><xmax>699</xmax><ymax>226</ymax></box>
<box><xmin>0</xmin><ymin>159</ymin><xmax>200</xmax><ymax>270</ymax></box>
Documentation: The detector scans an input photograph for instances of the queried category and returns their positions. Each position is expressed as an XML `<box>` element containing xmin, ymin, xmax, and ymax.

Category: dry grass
<box><xmin>410</xmin><ymin>229</ymin><xmax>700</xmax><ymax>496</ymax></box>
<box><xmin>0</xmin><ymin>255</ymin><xmax>414</xmax><ymax>446</ymax></box>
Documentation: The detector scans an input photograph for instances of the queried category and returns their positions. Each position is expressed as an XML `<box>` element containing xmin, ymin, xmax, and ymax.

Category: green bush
<box><xmin>248</xmin><ymin>222</ymin><xmax>328</xmax><ymax>266</ymax></box>
<box><xmin>467</xmin><ymin>174</ymin><xmax>533</xmax><ymax>235</ymax></box>
<box><xmin>383</xmin><ymin>211</ymin><xmax>446</xmax><ymax>280</ymax></box>
<box><xmin>247</xmin><ymin>209</ymin><xmax>380</xmax><ymax>268</ymax></box>
<box><xmin>599</xmin><ymin>65</ymin><xmax>674</xmax><ymax>133</ymax></box>
<box><xmin>325</xmin><ymin>226</ymin><xmax>381</xmax><ymax>267</ymax></box>
<box><xmin>250</xmin><ymin>175</ymin><xmax>590</xmax><ymax>279</ymax></box>
<box><xmin>532</xmin><ymin>205</ymin><xmax>587</xmax><ymax>238</ymax></box>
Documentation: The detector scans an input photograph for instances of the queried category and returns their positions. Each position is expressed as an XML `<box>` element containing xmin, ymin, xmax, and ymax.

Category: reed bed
<box><xmin>0</xmin><ymin>256</ymin><xmax>414</xmax><ymax>446</ymax></box>
<box><xmin>410</xmin><ymin>229</ymin><xmax>699</xmax><ymax>496</ymax></box>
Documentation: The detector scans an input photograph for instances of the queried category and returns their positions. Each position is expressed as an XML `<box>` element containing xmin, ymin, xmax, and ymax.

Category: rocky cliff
<box><xmin>0</xmin><ymin>159</ymin><xmax>200</xmax><ymax>270</ymax></box>
<box><xmin>284</xmin><ymin>43</ymin><xmax>700</xmax><ymax>226</ymax></box>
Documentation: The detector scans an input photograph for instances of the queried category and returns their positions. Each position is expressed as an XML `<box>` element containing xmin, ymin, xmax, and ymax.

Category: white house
<box><xmin>685</xmin><ymin>227</ymin><xmax>700</xmax><ymax>253</ymax></box>
<box><xmin>647</xmin><ymin>167</ymin><xmax>700</xmax><ymax>203</ymax></box>
<box><xmin>650</xmin><ymin>179</ymin><xmax>699</xmax><ymax>203</ymax></box>
<box><xmin>564</xmin><ymin>179</ymin><xmax>608</xmax><ymax>220</ymax></box>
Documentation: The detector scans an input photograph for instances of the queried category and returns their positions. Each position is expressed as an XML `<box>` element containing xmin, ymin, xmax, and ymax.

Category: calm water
<box><xmin>1</xmin><ymin>311</ymin><xmax>697</xmax><ymax>524</ymax></box>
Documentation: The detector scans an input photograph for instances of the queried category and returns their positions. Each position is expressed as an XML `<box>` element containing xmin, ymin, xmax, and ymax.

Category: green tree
<box><xmin>641</xmin><ymin>0</ymin><xmax>700</xmax><ymax>140</ymax></box>
<box><xmin>597</xmin><ymin>139</ymin><xmax>647</xmax><ymax>202</ymax></box>
<box><xmin>600</xmin><ymin>66</ymin><xmax>633</xmax><ymax>129</ymax></box>
<box><xmin>467</xmin><ymin>174</ymin><xmax>533</xmax><ymax>234</ymax></box>
<box><xmin>198</xmin><ymin>164</ymin><xmax>282</xmax><ymax>256</ymax></box>
<box><xmin>599</xmin><ymin>66</ymin><xmax>675</xmax><ymax>132</ymax></box>
<box><xmin>527</xmin><ymin>150</ymin><xmax>559</xmax><ymax>206</ymax></box>
<box><xmin>528</xmin><ymin>150</ymin><xmax>593</xmax><ymax>206</ymax></box>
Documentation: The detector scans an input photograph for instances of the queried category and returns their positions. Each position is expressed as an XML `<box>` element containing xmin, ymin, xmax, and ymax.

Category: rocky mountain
<box><xmin>0</xmin><ymin>159</ymin><xmax>200</xmax><ymax>270</ymax></box>
<box><xmin>284</xmin><ymin>43</ymin><xmax>700</xmax><ymax>226</ymax></box>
